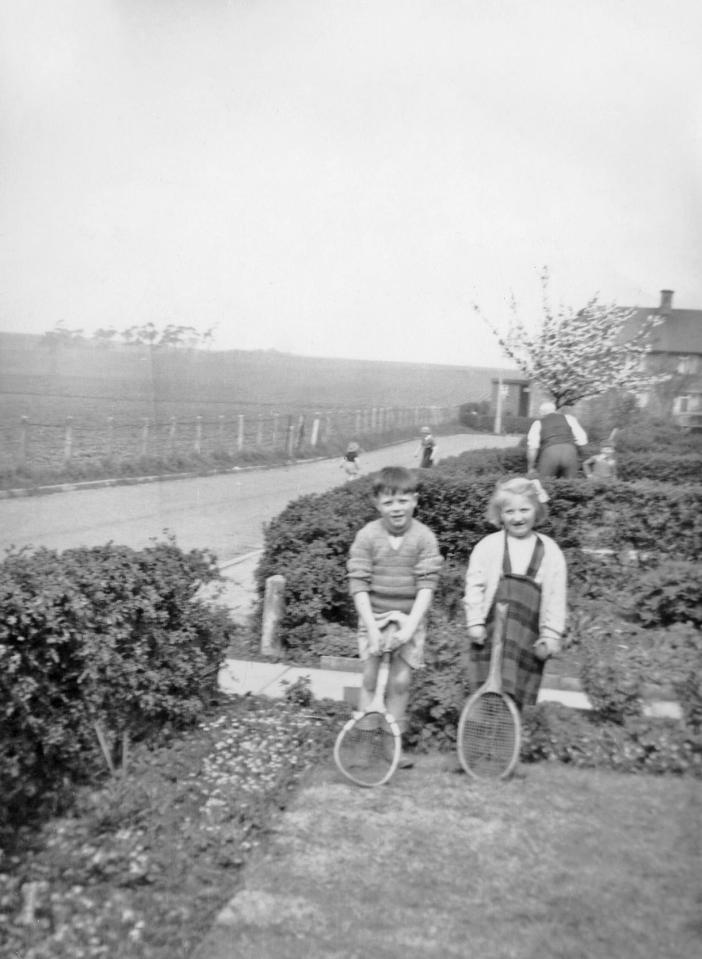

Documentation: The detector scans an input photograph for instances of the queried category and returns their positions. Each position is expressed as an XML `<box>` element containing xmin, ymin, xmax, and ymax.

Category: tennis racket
<box><xmin>457</xmin><ymin>601</ymin><xmax>521</xmax><ymax>780</ymax></box>
<box><xmin>333</xmin><ymin>624</ymin><xmax>402</xmax><ymax>787</ymax></box>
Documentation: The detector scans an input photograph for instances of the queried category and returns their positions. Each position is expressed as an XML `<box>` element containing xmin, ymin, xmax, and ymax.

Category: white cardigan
<box><xmin>463</xmin><ymin>531</ymin><xmax>567</xmax><ymax>655</ymax></box>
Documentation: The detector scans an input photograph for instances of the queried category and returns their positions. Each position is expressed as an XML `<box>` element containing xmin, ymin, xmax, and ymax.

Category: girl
<box><xmin>463</xmin><ymin>476</ymin><xmax>566</xmax><ymax>710</ymax></box>
<box><xmin>415</xmin><ymin>426</ymin><xmax>436</xmax><ymax>468</ymax></box>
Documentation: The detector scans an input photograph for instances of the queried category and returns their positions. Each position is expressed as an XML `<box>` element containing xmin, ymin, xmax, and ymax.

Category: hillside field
<box><xmin>0</xmin><ymin>332</ymin><xmax>513</xmax><ymax>426</ymax></box>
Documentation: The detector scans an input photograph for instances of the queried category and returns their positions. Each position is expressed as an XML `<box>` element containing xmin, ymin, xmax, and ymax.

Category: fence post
<box><xmin>261</xmin><ymin>574</ymin><xmax>285</xmax><ymax>656</ymax></box>
<box><xmin>285</xmin><ymin>416</ymin><xmax>295</xmax><ymax>458</ymax></box>
<box><xmin>106</xmin><ymin>416</ymin><xmax>114</xmax><ymax>460</ymax></box>
<box><xmin>63</xmin><ymin>416</ymin><xmax>73</xmax><ymax>464</ymax></box>
<box><xmin>217</xmin><ymin>414</ymin><xmax>225</xmax><ymax>451</ymax></box>
<box><xmin>141</xmin><ymin>418</ymin><xmax>149</xmax><ymax>457</ymax></box>
<box><xmin>169</xmin><ymin>417</ymin><xmax>177</xmax><ymax>456</ymax></box>
<box><xmin>194</xmin><ymin>416</ymin><xmax>202</xmax><ymax>454</ymax></box>
<box><xmin>272</xmin><ymin>413</ymin><xmax>279</xmax><ymax>448</ymax></box>
<box><xmin>256</xmin><ymin>414</ymin><xmax>264</xmax><ymax>448</ymax></box>
<box><xmin>295</xmin><ymin>414</ymin><xmax>306</xmax><ymax>453</ymax></box>
<box><xmin>19</xmin><ymin>415</ymin><xmax>28</xmax><ymax>469</ymax></box>
<box><xmin>310</xmin><ymin>413</ymin><xmax>320</xmax><ymax>447</ymax></box>
<box><xmin>237</xmin><ymin>414</ymin><xmax>244</xmax><ymax>452</ymax></box>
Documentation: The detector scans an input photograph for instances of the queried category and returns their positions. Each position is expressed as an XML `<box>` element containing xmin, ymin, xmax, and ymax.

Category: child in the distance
<box><xmin>463</xmin><ymin>476</ymin><xmax>566</xmax><ymax>710</ymax></box>
<box><xmin>347</xmin><ymin>466</ymin><xmax>442</xmax><ymax>766</ymax></box>
<box><xmin>340</xmin><ymin>441</ymin><xmax>362</xmax><ymax>479</ymax></box>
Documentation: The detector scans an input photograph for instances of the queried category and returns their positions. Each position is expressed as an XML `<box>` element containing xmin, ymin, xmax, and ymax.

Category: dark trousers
<box><xmin>538</xmin><ymin>443</ymin><xmax>579</xmax><ymax>478</ymax></box>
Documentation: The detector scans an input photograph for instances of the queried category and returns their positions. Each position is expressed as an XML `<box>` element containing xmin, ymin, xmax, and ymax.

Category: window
<box><xmin>676</xmin><ymin>356</ymin><xmax>700</xmax><ymax>375</ymax></box>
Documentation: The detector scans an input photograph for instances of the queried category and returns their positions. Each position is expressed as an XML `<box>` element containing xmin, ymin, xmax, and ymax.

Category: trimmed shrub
<box><xmin>436</xmin><ymin>445</ymin><xmax>527</xmax><ymax>478</ymax></box>
<box><xmin>256</xmin><ymin>469</ymin><xmax>702</xmax><ymax>650</ymax></box>
<box><xmin>0</xmin><ymin>539</ymin><xmax>234</xmax><ymax>829</ymax></box>
<box><xmin>616</xmin><ymin>451</ymin><xmax>702</xmax><ymax>484</ymax></box>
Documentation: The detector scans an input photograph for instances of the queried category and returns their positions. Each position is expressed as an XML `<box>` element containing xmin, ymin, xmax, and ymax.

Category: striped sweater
<box><xmin>347</xmin><ymin>518</ymin><xmax>442</xmax><ymax>614</ymax></box>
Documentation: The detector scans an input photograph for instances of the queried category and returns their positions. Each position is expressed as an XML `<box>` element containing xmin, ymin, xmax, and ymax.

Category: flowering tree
<box><xmin>475</xmin><ymin>270</ymin><xmax>664</xmax><ymax>408</ymax></box>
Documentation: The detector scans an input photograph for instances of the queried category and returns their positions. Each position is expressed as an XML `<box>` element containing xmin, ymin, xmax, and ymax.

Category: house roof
<box><xmin>623</xmin><ymin>291</ymin><xmax>702</xmax><ymax>355</ymax></box>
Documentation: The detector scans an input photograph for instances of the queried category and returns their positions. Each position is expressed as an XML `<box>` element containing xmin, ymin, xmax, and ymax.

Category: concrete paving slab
<box><xmin>220</xmin><ymin>658</ymin><xmax>600</xmax><ymax>710</ymax></box>
<box><xmin>218</xmin><ymin>659</ymin><xmax>292</xmax><ymax>696</ymax></box>
<box><xmin>216</xmin><ymin>551</ymin><xmax>261</xmax><ymax>624</ymax></box>
<box><xmin>221</xmin><ymin>659</ymin><xmax>362</xmax><ymax>702</ymax></box>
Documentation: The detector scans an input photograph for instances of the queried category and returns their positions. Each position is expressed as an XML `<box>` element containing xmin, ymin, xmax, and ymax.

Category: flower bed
<box><xmin>0</xmin><ymin>696</ymin><xmax>345</xmax><ymax>959</ymax></box>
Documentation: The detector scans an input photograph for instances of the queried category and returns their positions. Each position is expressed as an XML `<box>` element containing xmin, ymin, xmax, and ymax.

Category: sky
<box><xmin>1</xmin><ymin>0</ymin><xmax>701</xmax><ymax>368</ymax></box>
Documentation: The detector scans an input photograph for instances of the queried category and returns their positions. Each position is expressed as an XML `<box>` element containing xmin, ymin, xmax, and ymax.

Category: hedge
<box><xmin>256</xmin><ymin>471</ymin><xmax>702</xmax><ymax>644</ymax></box>
<box><xmin>0</xmin><ymin>539</ymin><xmax>234</xmax><ymax>830</ymax></box>
<box><xmin>439</xmin><ymin>444</ymin><xmax>702</xmax><ymax>486</ymax></box>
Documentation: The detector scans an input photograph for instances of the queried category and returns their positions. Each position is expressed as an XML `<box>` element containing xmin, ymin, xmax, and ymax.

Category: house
<box><xmin>626</xmin><ymin>289</ymin><xmax>702</xmax><ymax>429</ymax></box>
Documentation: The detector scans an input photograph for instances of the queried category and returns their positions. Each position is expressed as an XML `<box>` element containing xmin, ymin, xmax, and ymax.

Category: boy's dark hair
<box><xmin>372</xmin><ymin>466</ymin><xmax>418</xmax><ymax>497</ymax></box>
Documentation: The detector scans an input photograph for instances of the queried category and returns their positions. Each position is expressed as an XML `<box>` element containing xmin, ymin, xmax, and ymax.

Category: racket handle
<box><xmin>486</xmin><ymin>602</ymin><xmax>509</xmax><ymax>688</ymax></box>
<box><xmin>381</xmin><ymin>621</ymin><xmax>398</xmax><ymax>653</ymax></box>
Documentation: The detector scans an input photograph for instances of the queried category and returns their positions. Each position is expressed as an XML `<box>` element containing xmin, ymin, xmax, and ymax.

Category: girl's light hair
<box><xmin>486</xmin><ymin>476</ymin><xmax>548</xmax><ymax>527</ymax></box>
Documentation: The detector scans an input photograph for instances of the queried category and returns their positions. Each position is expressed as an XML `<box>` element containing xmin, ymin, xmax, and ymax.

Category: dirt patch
<box><xmin>193</xmin><ymin>754</ymin><xmax>701</xmax><ymax>959</ymax></box>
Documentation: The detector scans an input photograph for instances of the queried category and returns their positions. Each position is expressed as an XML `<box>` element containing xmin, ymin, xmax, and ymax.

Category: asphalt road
<box><xmin>0</xmin><ymin>433</ymin><xmax>519</xmax><ymax>563</ymax></box>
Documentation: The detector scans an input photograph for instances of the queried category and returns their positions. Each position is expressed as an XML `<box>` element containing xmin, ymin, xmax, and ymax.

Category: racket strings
<box><xmin>335</xmin><ymin>713</ymin><xmax>397</xmax><ymax>786</ymax></box>
<box><xmin>458</xmin><ymin>692</ymin><xmax>518</xmax><ymax>778</ymax></box>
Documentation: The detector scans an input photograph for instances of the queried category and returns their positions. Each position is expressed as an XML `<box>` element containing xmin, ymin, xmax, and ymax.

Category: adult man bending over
<box><xmin>526</xmin><ymin>400</ymin><xmax>588</xmax><ymax>479</ymax></box>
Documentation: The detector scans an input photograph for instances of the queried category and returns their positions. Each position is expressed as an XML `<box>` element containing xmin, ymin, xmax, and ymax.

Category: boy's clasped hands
<box><xmin>366</xmin><ymin>610</ymin><xmax>413</xmax><ymax>654</ymax></box>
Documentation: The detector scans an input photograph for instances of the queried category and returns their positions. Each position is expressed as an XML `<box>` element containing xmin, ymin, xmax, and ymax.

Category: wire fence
<box><xmin>0</xmin><ymin>404</ymin><xmax>459</xmax><ymax>473</ymax></box>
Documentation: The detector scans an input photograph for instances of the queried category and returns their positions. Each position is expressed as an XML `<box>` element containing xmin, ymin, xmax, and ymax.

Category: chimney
<box><xmin>659</xmin><ymin>289</ymin><xmax>674</xmax><ymax>311</ymax></box>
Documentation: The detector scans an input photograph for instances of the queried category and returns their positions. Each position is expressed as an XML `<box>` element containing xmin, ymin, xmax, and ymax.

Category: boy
<box><xmin>583</xmin><ymin>444</ymin><xmax>618</xmax><ymax>481</ymax></box>
<box><xmin>347</xmin><ymin>466</ymin><xmax>442</xmax><ymax>767</ymax></box>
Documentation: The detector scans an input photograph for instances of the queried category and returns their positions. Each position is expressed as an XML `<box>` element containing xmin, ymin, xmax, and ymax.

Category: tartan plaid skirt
<box><xmin>467</xmin><ymin>538</ymin><xmax>546</xmax><ymax>709</ymax></box>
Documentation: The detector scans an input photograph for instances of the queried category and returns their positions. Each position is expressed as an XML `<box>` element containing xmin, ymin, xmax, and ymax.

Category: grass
<box><xmin>0</xmin><ymin>422</ymin><xmax>470</xmax><ymax>492</ymax></box>
<box><xmin>195</xmin><ymin>753</ymin><xmax>702</xmax><ymax>959</ymax></box>
<box><xmin>2</xmin><ymin>691</ymin><xmax>700</xmax><ymax>959</ymax></box>
<box><xmin>0</xmin><ymin>694</ymin><xmax>346</xmax><ymax>959</ymax></box>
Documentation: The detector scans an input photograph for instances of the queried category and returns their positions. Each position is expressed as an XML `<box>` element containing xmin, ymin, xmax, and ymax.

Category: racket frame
<box><xmin>334</xmin><ymin>625</ymin><xmax>402</xmax><ymax>787</ymax></box>
<box><xmin>457</xmin><ymin>601</ymin><xmax>522</xmax><ymax>780</ymax></box>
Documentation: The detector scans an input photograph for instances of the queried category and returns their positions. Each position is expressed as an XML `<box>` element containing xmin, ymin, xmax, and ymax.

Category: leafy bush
<box><xmin>622</xmin><ymin>560</ymin><xmax>702</xmax><ymax>628</ymax></box>
<box><xmin>405</xmin><ymin>616</ymin><xmax>466</xmax><ymax>751</ymax></box>
<box><xmin>570</xmin><ymin>613</ymin><xmax>702</xmax><ymax>723</ymax></box>
<box><xmin>521</xmin><ymin>703</ymin><xmax>702</xmax><ymax>776</ymax></box>
<box><xmin>0</xmin><ymin>539</ymin><xmax>234</xmax><ymax>830</ymax></box>
<box><xmin>675</xmin><ymin>671</ymin><xmax>702</xmax><ymax>732</ymax></box>
<box><xmin>403</xmin><ymin>626</ymin><xmax>702</xmax><ymax>777</ymax></box>
<box><xmin>578</xmin><ymin>627</ymin><xmax>644</xmax><ymax>724</ymax></box>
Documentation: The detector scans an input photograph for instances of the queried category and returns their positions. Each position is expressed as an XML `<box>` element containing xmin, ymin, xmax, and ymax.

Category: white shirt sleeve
<box><xmin>526</xmin><ymin>420</ymin><xmax>541</xmax><ymax>453</ymax></box>
<box><xmin>565</xmin><ymin>415</ymin><xmax>588</xmax><ymax>447</ymax></box>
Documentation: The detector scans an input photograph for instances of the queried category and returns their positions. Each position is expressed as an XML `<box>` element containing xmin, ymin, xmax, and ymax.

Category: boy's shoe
<box><xmin>397</xmin><ymin>753</ymin><xmax>415</xmax><ymax>769</ymax></box>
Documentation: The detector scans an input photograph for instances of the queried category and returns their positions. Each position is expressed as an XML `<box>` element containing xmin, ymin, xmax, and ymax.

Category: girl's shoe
<box><xmin>397</xmin><ymin>753</ymin><xmax>415</xmax><ymax>769</ymax></box>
